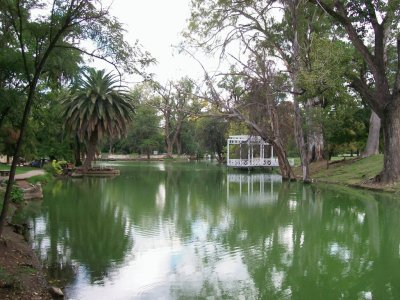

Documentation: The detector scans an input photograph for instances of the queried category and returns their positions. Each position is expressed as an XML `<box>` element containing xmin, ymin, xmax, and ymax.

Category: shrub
<box><xmin>11</xmin><ymin>185</ymin><xmax>24</xmax><ymax>204</ymax></box>
<box><xmin>44</xmin><ymin>160</ymin><xmax>67</xmax><ymax>175</ymax></box>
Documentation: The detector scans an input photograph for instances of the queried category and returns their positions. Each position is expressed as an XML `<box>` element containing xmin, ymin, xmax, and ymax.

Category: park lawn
<box><xmin>309</xmin><ymin>154</ymin><xmax>400</xmax><ymax>193</ymax></box>
<box><xmin>313</xmin><ymin>155</ymin><xmax>382</xmax><ymax>182</ymax></box>
<box><xmin>0</xmin><ymin>164</ymin><xmax>38</xmax><ymax>175</ymax></box>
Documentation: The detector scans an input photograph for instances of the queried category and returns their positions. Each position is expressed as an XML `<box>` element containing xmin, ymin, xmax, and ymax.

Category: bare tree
<box><xmin>191</xmin><ymin>50</ymin><xmax>296</xmax><ymax>180</ymax></box>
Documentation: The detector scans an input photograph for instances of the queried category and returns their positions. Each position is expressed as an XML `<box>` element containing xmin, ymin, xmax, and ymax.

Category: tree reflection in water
<box><xmin>28</xmin><ymin>177</ymin><xmax>133</xmax><ymax>285</ymax></box>
<box><xmin>20</xmin><ymin>162</ymin><xmax>400</xmax><ymax>299</ymax></box>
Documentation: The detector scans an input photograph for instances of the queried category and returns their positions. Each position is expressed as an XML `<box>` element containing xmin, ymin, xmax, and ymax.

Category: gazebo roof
<box><xmin>227</xmin><ymin>135</ymin><xmax>267</xmax><ymax>145</ymax></box>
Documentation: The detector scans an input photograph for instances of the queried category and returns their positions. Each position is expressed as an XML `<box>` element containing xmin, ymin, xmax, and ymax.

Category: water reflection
<box><xmin>227</xmin><ymin>173</ymin><xmax>282</xmax><ymax>206</ymax></box>
<box><xmin>31</xmin><ymin>178</ymin><xmax>133</xmax><ymax>287</ymax></box>
<box><xmin>22</xmin><ymin>163</ymin><xmax>400</xmax><ymax>299</ymax></box>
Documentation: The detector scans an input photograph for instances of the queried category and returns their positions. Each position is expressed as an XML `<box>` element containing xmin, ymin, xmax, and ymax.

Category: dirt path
<box><xmin>15</xmin><ymin>170</ymin><xmax>45</xmax><ymax>180</ymax></box>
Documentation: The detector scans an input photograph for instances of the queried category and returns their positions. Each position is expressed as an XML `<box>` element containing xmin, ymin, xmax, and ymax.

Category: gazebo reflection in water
<box><xmin>227</xmin><ymin>173</ymin><xmax>282</xmax><ymax>206</ymax></box>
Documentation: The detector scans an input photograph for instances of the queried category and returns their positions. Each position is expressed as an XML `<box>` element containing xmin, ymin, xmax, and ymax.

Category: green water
<box><xmin>23</xmin><ymin>162</ymin><xmax>400</xmax><ymax>299</ymax></box>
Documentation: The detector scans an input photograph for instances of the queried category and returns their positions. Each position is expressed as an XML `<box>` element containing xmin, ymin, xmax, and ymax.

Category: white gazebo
<box><xmin>227</xmin><ymin>135</ymin><xmax>279</xmax><ymax>168</ymax></box>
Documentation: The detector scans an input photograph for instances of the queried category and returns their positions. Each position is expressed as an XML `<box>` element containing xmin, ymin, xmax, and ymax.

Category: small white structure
<box><xmin>227</xmin><ymin>135</ymin><xmax>278</xmax><ymax>168</ymax></box>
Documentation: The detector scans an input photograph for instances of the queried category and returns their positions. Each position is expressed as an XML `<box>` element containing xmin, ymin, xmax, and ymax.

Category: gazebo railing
<box><xmin>227</xmin><ymin>158</ymin><xmax>294</xmax><ymax>167</ymax></box>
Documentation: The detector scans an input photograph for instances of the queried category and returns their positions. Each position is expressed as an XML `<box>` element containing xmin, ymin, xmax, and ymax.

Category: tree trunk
<box><xmin>362</xmin><ymin>110</ymin><xmax>380</xmax><ymax>158</ymax></box>
<box><xmin>272</xmin><ymin>139</ymin><xmax>295</xmax><ymax>180</ymax></box>
<box><xmin>166</xmin><ymin>140</ymin><xmax>173</xmax><ymax>158</ymax></box>
<box><xmin>306</xmin><ymin>99</ymin><xmax>324</xmax><ymax>162</ymax></box>
<box><xmin>379</xmin><ymin>102</ymin><xmax>400</xmax><ymax>183</ymax></box>
<box><xmin>293</xmin><ymin>97</ymin><xmax>310</xmax><ymax>182</ymax></box>
<box><xmin>74</xmin><ymin>135</ymin><xmax>82</xmax><ymax>166</ymax></box>
<box><xmin>308</xmin><ymin>133</ymin><xmax>324</xmax><ymax>162</ymax></box>
<box><xmin>176</xmin><ymin>135</ymin><xmax>182</xmax><ymax>155</ymax></box>
<box><xmin>82</xmin><ymin>133</ymin><xmax>98</xmax><ymax>171</ymax></box>
<box><xmin>289</xmin><ymin>0</ymin><xmax>310</xmax><ymax>182</ymax></box>
<box><xmin>265</xmin><ymin>89</ymin><xmax>295</xmax><ymax>180</ymax></box>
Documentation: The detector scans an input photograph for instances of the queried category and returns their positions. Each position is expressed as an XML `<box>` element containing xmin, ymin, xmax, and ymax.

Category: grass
<box><xmin>0</xmin><ymin>266</ymin><xmax>18</xmax><ymax>289</ymax></box>
<box><xmin>290</xmin><ymin>155</ymin><xmax>349</xmax><ymax>167</ymax></box>
<box><xmin>304</xmin><ymin>154</ymin><xmax>400</xmax><ymax>193</ymax></box>
<box><xmin>312</xmin><ymin>155</ymin><xmax>383</xmax><ymax>183</ymax></box>
<box><xmin>17</xmin><ymin>265</ymin><xmax>36</xmax><ymax>275</ymax></box>
<box><xmin>0</xmin><ymin>164</ymin><xmax>38</xmax><ymax>175</ymax></box>
<box><xmin>26</xmin><ymin>173</ymin><xmax>53</xmax><ymax>185</ymax></box>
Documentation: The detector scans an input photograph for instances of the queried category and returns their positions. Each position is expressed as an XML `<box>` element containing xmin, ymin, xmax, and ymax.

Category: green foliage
<box><xmin>179</xmin><ymin>120</ymin><xmax>199</xmax><ymax>155</ymax></box>
<box><xmin>0</xmin><ymin>266</ymin><xmax>19</xmax><ymax>288</ymax></box>
<box><xmin>26</xmin><ymin>173</ymin><xmax>53</xmax><ymax>185</ymax></box>
<box><xmin>63</xmin><ymin>69</ymin><xmax>135</xmax><ymax>142</ymax></box>
<box><xmin>11</xmin><ymin>185</ymin><xmax>23</xmax><ymax>204</ymax></box>
<box><xmin>321</xmin><ymin>96</ymin><xmax>368</xmax><ymax>156</ymax></box>
<box><xmin>43</xmin><ymin>160</ymin><xmax>66</xmax><ymax>176</ymax></box>
<box><xmin>116</xmin><ymin>92</ymin><xmax>163</xmax><ymax>155</ymax></box>
<box><xmin>30</xmin><ymin>89</ymin><xmax>74</xmax><ymax>161</ymax></box>
<box><xmin>298</xmin><ymin>37</ymin><xmax>354</xmax><ymax>102</ymax></box>
<box><xmin>196</xmin><ymin>116</ymin><xmax>228</xmax><ymax>159</ymax></box>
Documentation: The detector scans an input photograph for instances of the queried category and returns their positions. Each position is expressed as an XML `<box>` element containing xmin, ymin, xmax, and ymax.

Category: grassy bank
<box><xmin>0</xmin><ymin>165</ymin><xmax>38</xmax><ymax>175</ymax></box>
<box><xmin>297</xmin><ymin>155</ymin><xmax>400</xmax><ymax>193</ymax></box>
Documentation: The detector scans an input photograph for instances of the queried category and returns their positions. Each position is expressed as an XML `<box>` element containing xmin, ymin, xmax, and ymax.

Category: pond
<box><xmin>20</xmin><ymin>161</ymin><xmax>400</xmax><ymax>299</ymax></box>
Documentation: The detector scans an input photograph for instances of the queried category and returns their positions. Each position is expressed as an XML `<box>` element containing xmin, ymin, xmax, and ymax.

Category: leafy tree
<box><xmin>31</xmin><ymin>89</ymin><xmax>74</xmax><ymax>160</ymax></box>
<box><xmin>322</xmin><ymin>97</ymin><xmax>368</xmax><ymax>159</ymax></box>
<box><xmin>196</xmin><ymin>116</ymin><xmax>228</xmax><ymax>161</ymax></box>
<box><xmin>63</xmin><ymin>69</ymin><xmax>135</xmax><ymax>170</ymax></box>
<box><xmin>179</xmin><ymin>119</ymin><xmax>199</xmax><ymax>156</ymax></box>
<box><xmin>117</xmin><ymin>98</ymin><xmax>163</xmax><ymax>158</ymax></box>
<box><xmin>0</xmin><ymin>0</ymin><xmax>149</xmax><ymax>238</ymax></box>
<box><xmin>310</xmin><ymin>0</ymin><xmax>400</xmax><ymax>183</ymax></box>
<box><xmin>153</xmin><ymin>78</ymin><xmax>203</xmax><ymax>157</ymax></box>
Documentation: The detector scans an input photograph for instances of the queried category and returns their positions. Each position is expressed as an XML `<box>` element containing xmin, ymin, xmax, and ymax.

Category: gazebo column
<box><xmin>260</xmin><ymin>143</ymin><xmax>264</xmax><ymax>164</ymax></box>
<box><xmin>240</xmin><ymin>143</ymin><xmax>242</xmax><ymax>166</ymax></box>
<box><xmin>247</xmin><ymin>141</ymin><xmax>250</xmax><ymax>164</ymax></box>
<box><xmin>271</xmin><ymin>145</ymin><xmax>274</xmax><ymax>162</ymax></box>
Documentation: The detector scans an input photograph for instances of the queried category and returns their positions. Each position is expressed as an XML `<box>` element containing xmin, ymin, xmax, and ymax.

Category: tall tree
<box><xmin>311</xmin><ymin>0</ymin><xmax>400</xmax><ymax>183</ymax></box>
<box><xmin>63</xmin><ymin>69</ymin><xmax>134</xmax><ymax>170</ymax></box>
<box><xmin>195</xmin><ymin>56</ymin><xmax>296</xmax><ymax>179</ymax></box>
<box><xmin>117</xmin><ymin>98</ymin><xmax>163</xmax><ymax>158</ymax></box>
<box><xmin>0</xmin><ymin>0</ymin><xmax>148</xmax><ymax>238</ymax></box>
<box><xmin>186</xmin><ymin>0</ymin><xmax>316</xmax><ymax>181</ymax></box>
<box><xmin>153</xmin><ymin>78</ymin><xmax>202</xmax><ymax>157</ymax></box>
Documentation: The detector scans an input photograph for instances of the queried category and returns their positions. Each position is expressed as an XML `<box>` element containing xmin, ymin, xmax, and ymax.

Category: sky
<box><xmin>102</xmin><ymin>0</ymin><xmax>217</xmax><ymax>84</ymax></box>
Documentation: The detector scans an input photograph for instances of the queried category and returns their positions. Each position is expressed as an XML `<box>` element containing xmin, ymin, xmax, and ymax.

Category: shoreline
<box><xmin>0</xmin><ymin>172</ymin><xmax>55</xmax><ymax>299</ymax></box>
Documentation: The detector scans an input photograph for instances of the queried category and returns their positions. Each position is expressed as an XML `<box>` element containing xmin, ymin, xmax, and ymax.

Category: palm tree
<box><xmin>63</xmin><ymin>69</ymin><xmax>134</xmax><ymax>171</ymax></box>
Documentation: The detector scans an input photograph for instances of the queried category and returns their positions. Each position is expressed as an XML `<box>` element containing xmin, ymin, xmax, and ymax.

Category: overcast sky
<box><xmin>103</xmin><ymin>0</ymin><xmax>217</xmax><ymax>84</ymax></box>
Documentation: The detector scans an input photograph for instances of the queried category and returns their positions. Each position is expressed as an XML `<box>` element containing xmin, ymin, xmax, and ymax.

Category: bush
<box><xmin>44</xmin><ymin>160</ymin><xmax>67</xmax><ymax>175</ymax></box>
<box><xmin>11</xmin><ymin>185</ymin><xmax>24</xmax><ymax>204</ymax></box>
<box><xmin>0</xmin><ymin>183</ymin><xmax>24</xmax><ymax>205</ymax></box>
<box><xmin>27</xmin><ymin>173</ymin><xmax>53</xmax><ymax>185</ymax></box>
